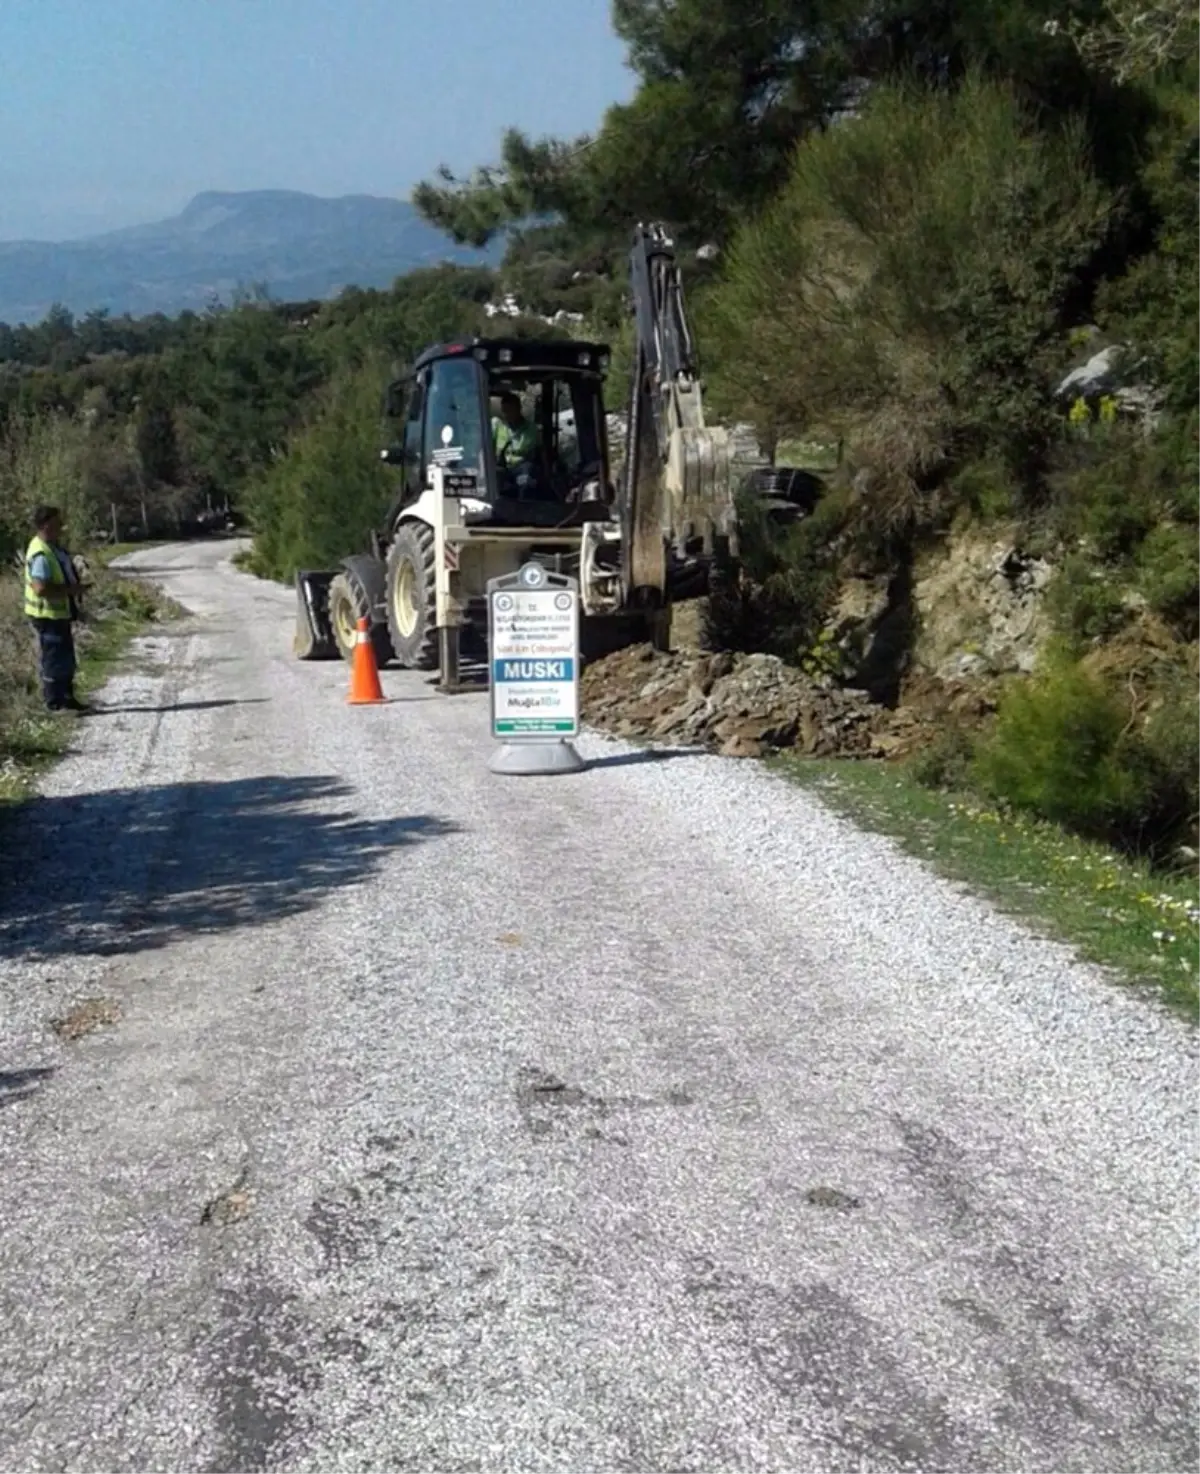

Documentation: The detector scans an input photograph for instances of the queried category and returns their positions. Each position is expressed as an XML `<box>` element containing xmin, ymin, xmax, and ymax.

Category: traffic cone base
<box><xmin>347</xmin><ymin>617</ymin><xmax>387</xmax><ymax>704</ymax></box>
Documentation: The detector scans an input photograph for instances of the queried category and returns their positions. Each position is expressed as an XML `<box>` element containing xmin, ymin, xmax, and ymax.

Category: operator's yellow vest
<box><xmin>23</xmin><ymin>534</ymin><xmax>72</xmax><ymax>620</ymax></box>
<box><xmin>493</xmin><ymin>417</ymin><xmax>538</xmax><ymax>465</ymax></box>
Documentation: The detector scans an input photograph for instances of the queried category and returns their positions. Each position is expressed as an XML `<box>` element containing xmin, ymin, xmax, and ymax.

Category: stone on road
<box><xmin>0</xmin><ymin>540</ymin><xmax>1195</xmax><ymax>1473</ymax></box>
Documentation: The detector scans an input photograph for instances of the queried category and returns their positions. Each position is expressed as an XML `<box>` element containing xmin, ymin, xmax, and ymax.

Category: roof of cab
<box><xmin>411</xmin><ymin>336</ymin><xmax>611</xmax><ymax>372</ymax></box>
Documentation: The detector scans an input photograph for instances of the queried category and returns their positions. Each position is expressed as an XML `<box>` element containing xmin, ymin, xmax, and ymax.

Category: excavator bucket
<box><xmin>293</xmin><ymin>570</ymin><xmax>339</xmax><ymax>660</ymax></box>
<box><xmin>626</xmin><ymin>223</ymin><xmax>743</xmax><ymax>577</ymax></box>
<box><xmin>667</xmin><ymin>423</ymin><xmax>737</xmax><ymax>555</ymax></box>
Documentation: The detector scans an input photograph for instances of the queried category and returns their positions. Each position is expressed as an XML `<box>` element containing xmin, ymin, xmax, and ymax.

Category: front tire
<box><xmin>328</xmin><ymin>570</ymin><xmax>394</xmax><ymax>666</ymax></box>
<box><xmin>386</xmin><ymin>522</ymin><xmax>438</xmax><ymax>669</ymax></box>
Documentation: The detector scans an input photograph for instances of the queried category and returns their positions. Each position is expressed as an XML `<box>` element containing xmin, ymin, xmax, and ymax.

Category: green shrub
<box><xmin>909</xmin><ymin>723</ymin><xmax>975</xmax><ymax>791</ymax></box>
<box><xmin>0</xmin><ymin>574</ymin><xmax>40</xmax><ymax>755</ymax></box>
<box><xmin>1136</xmin><ymin>523</ymin><xmax>1199</xmax><ymax>635</ymax></box>
<box><xmin>947</xmin><ymin>458</ymin><xmax>1017</xmax><ymax>522</ymax></box>
<box><xmin>0</xmin><ymin>411</ymin><xmax>105</xmax><ymax>564</ymax></box>
<box><xmin>701</xmin><ymin>71</ymin><xmax>1114</xmax><ymax>515</ymax></box>
<box><xmin>245</xmin><ymin>356</ymin><xmax>394</xmax><ymax>583</ymax></box>
<box><xmin>973</xmin><ymin>654</ymin><xmax>1150</xmax><ymax>841</ymax></box>
<box><xmin>1093</xmin><ymin>61</ymin><xmax>1198</xmax><ymax>419</ymax></box>
<box><xmin>704</xmin><ymin>482</ymin><xmax>849</xmax><ymax>659</ymax></box>
<box><xmin>106</xmin><ymin>577</ymin><xmax>164</xmax><ymax>622</ymax></box>
<box><xmin>1040</xmin><ymin>419</ymin><xmax>1198</xmax><ymax>641</ymax></box>
<box><xmin>1045</xmin><ymin>554</ymin><xmax>1130</xmax><ymax>642</ymax></box>
<box><xmin>1144</xmin><ymin>680</ymin><xmax>1199</xmax><ymax>783</ymax></box>
<box><xmin>1044</xmin><ymin>425</ymin><xmax>1193</xmax><ymax>559</ymax></box>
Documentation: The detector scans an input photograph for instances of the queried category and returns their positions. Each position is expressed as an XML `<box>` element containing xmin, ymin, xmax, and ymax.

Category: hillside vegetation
<box><xmin>414</xmin><ymin>0</ymin><xmax>1196</xmax><ymax>865</ymax></box>
<box><xmin>1</xmin><ymin>0</ymin><xmax>1195</xmax><ymax>869</ymax></box>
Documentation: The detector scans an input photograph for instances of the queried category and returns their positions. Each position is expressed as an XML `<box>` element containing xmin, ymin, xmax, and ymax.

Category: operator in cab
<box><xmin>491</xmin><ymin>392</ymin><xmax>539</xmax><ymax>470</ymax></box>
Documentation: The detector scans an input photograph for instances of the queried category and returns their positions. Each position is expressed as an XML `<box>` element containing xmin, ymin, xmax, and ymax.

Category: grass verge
<box><xmin>776</xmin><ymin>756</ymin><xmax>1198</xmax><ymax>1021</ymax></box>
<box><xmin>775</xmin><ymin>437</ymin><xmax>842</xmax><ymax>472</ymax></box>
<box><xmin>94</xmin><ymin>540</ymin><xmax>165</xmax><ymax>566</ymax></box>
<box><xmin>0</xmin><ymin>561</ymin><xmax>181</xmax><ymax>803</ymax></box>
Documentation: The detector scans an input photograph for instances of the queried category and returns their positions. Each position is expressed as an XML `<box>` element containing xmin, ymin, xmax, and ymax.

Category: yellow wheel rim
<box><xmin>332</xmin><ymin>588</ymin><xmax>358</xmax><ymax>650</ymax></box>
<box><xmin>393</xmin><ymin>559</ymin><xmax>418</xmax><ymax>638</ymax></box>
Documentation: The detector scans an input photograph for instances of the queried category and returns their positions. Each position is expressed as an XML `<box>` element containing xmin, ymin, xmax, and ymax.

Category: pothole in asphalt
<box><xmin>201</xmin><ymin>1167</ymin><xmax>254</xmax><ymax>1227</ymax></box>
<box><xmin>804</xmin><ymin>1185</ymin><xmax>862</xmax><ymax>1211</ymax></box>
<box><xmin>513</xmin><ymin>1066</ymin><xmax>697</xmax><ymax>1142</ymax></box>
<box><xmin>513</xmin><ymin>1067</ymin><xmax>603</xmax><ymax>1139</ymax></box>
<box><xmin>50</xmin><ymin>996</ymin><xmax>122</xmax><ymax>1040</ymax></box>
<box><xmin>516</xmin><ymin>1068</ymin><xmax>591</xmax><ymax>1107</ymax></box>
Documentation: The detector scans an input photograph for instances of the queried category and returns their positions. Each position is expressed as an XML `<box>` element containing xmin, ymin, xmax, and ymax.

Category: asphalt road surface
<box><xmin>0</xmin><ymin>540</ymin><xmax>1195</xmax><ymax>1473</ymax></box>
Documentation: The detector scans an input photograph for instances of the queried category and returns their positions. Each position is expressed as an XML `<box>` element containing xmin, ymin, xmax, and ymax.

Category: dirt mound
<box><xmin>581</xmin><ymin>644</ymin><xmax>938</xmax><ymax>759</ymax></box>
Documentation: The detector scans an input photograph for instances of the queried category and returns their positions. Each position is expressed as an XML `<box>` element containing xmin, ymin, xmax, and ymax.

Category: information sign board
<box><xmin>488</xmin><ymin>565</ymin><xmax>579</xmax><ymax>740</ymax></box>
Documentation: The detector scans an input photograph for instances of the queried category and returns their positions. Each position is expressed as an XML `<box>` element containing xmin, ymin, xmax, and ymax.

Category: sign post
<box><xmin>487</xmin><ymin>562</ymin><xmax>585</xmax><ymax>775</ymax></box>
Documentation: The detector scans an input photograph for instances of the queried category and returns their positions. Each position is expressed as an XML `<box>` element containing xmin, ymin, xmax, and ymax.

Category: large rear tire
<box><xmin>328</xmin><ymin>570</ymin><xmax>394</xmax><ymax>666</ymax></box>
<box><xmin>386</xmin><ymin>522</ymin><xmax>438</xmax><ymax>669</ymax></box>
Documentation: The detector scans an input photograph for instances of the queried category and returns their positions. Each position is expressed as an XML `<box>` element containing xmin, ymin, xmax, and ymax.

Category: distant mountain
<box><xmin>0</xmin><ymin>190</ymin><xmax>502</xmax><ymax>325</ymax></box>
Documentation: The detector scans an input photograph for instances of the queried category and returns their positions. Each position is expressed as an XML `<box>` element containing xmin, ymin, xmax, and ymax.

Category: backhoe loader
<box><xmin>293</xmin><ymin>222</ymin><xmax>785</xmax><ymax>686</ymax></box>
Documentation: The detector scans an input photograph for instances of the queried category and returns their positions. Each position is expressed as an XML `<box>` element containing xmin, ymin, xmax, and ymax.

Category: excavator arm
<box><xmin>619</xmin><ymin>223</ymin><xmax>736</xmax><ymax>608</ymax></box>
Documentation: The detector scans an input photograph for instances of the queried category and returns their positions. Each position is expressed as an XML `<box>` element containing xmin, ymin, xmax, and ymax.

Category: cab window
<box><xmin>553</xmin><ymin>380</ymin><xmax>582</xmax><ymax>476</ymax></box>
<box><xmin>402</xmin><ymin>381</ymin><xmax>424</xmax><ymax>491</ymax></box>
<box><xmin>422</xmin><ymin>356</ymin><xmax>486</xmax><ymax>480</ymax></box>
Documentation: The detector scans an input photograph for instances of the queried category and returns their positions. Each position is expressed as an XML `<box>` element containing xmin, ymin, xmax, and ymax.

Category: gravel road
<box><xmin>0</xmin><ymin>539</ymin><xmax>1195</xmax><ymax>1474</ymax></box>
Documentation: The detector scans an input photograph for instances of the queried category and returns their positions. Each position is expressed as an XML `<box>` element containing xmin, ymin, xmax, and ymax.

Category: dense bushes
<box><xmin>704</xmin><ymin>485</ymin><xmax>849</xmax><ymax>662</ymax></box>
<box><xmin>1137</xmin><ymin>524</ymin><xmax>1199</xmax><ymax>635</ymax></box>
<box><xmin>974</xmin><ymin>655</ymin><xmax>1146</xmax><ymax>839</ymax></box>
<box><xmin>238</xmin><ymin>267</ymin><xmax>508</xmax><ymax>583</ymax></box>
<box><xmin>1037</xmin><ymin>417</ymin><xmax>1198</xmax><ymax>645</ymax></box>
<box><xmin>0</xmin><ymin>406</ymin><xmax>177</xmax><ymax>563</ymax></box>
<box><xmin>0</xmin><ymin>575</ymin><xmax>40</xmax><ymax>761</ymax></box>
<box><xmin>695</xmin><ymin>72</ymin><xmax>1126</xmax><ymax>691</ymax></box>
<box><xmin>688</xmin><ymin>61</ymin><xmax>1195</xmax><ymax>864</ymax></box>
<box><xmin>701</xmin><ymin>73</ymin><xmax>1113</xmax><ymax>519</ymax></box>
<box><xmin>914</xmin><ymin>648</ymin><xmax>1200</xmax><ymax>860</ymax></box>
<box><xmin>0</xmin><ymin>414</ymin><xmax>96</xmax><ymax>565</ymax></box>
<box><xmin>244</xmin><ymin>357</ymin><xmax>394</xmax><ymax>582</ymax></box>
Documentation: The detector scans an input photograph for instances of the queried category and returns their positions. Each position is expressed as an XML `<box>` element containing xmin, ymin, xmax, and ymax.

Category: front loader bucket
<box><xmin>293</xmin><ymin>570</ymin><xmax>339</xmax><ymax>660</ymax></box>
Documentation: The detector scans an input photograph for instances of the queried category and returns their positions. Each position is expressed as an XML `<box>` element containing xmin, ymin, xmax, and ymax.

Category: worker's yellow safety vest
<box><xmin>23</xmin><ymin>534</ymin><xmax>72</xmax><ymax>620</ymax></box>
<box><xmin>493</xmin><ymin>417</ymin><xmax>538</xmax><ymax>465</ymax></box>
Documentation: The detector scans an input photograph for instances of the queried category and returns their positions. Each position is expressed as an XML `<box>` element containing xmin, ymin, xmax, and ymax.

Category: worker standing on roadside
<box><xmin>23</xmin><ymin>504</ymin><xmax>86</xmax><ymax>713</ymax></box>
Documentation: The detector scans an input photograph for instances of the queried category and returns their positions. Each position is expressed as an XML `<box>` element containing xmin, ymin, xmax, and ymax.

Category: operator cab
<box><xmin>382</xmin><ymin>337</ymin><xmax>615</xmax><ymax>528</ymax></box>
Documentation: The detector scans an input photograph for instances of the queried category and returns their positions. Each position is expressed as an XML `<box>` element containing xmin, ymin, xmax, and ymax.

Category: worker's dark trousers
<box><xmin>29</xmin><ymin>617</ymin><xmax>76</xmax><ymax>709</ymax></box>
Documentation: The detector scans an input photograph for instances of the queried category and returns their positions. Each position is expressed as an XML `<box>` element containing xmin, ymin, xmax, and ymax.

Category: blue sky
<box><xmin>0</xmin><ymin>0</ymin><xmax>635</xmax><ymax>241</ymax></box>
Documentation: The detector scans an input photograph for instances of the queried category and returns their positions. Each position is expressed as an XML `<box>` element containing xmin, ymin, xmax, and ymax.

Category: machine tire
<box><xmin>328</xmin><ymin>570</ymin><xmax>394</xmax><ymax>666</ymax></box>
<box><xmin>742</xmin><ymin>465</ymin><xmax>823</xmax><ymax>516</ymax></box>
<box><xmin>385</xmin><ymin>521</ymin><xmax>438</xmax><ymax>670</ymax></box>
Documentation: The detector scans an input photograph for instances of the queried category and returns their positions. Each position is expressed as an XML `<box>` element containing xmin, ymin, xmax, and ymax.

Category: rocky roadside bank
<box><xmin>580</xmin><ymin>640</ymin><xmax>992</xmax><ymax>760</ymax></box>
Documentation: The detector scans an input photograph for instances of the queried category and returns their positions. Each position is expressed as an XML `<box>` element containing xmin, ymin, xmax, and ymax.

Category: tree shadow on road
<box><xmin>0</xmin><ymin>775</ymin><xmax>458</xmax><ymax>959</ymax></box>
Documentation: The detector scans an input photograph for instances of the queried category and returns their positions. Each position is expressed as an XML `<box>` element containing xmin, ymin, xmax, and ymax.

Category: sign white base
<box><xmin>488</xmin><ymin>740</ymin><xmax>585</xmax><ymax>776</ymax></box>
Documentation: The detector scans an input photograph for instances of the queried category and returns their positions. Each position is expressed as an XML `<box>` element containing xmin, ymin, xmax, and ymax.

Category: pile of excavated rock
<box><xmin>580</xmin><ymin>643</ymin><xmax>939</xmax><ymax>759</ymax></box>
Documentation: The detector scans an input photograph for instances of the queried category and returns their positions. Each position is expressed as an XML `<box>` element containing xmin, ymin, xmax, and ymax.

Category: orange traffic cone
<box><xmin>347</xmin><ymin>618</ymin><xmax>387</xmax><ymax>705</ymax></box>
